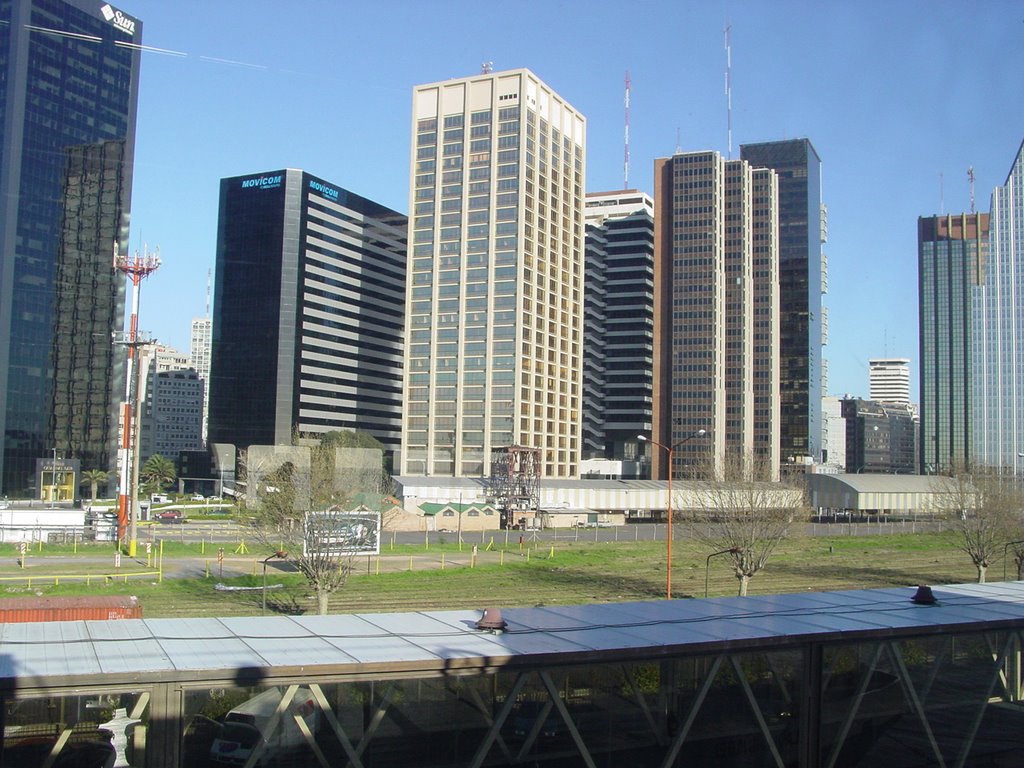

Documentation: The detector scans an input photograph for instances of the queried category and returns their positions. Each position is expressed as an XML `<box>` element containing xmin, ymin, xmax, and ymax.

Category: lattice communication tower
<box><xmin>486</xmin><ymin>445</ymin><xmax>541</xmax><ymax>529</ymax></box>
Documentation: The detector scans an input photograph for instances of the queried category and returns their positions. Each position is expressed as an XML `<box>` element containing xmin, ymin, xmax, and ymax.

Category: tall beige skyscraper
<box><xmin>401</xmin><ymin>69</ymin><xmax>586</xmax><ymax>479</ymax></box>
<box><xmin>652</xmin><ymin>150</ymin><xmax>780</xmax><ymax>479</ymax></box>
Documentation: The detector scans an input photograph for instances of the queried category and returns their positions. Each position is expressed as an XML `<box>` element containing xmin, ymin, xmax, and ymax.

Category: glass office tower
<box><xmin>209</xmin><ymin>170</ymin><xmax>407</xmax><ymax>457</ymax></box>
<box><xmin>0</xmin><ymin>0</ymin><xmax>142</xmax><ymax>495</ymax></box>
<box><xmin>740</xmin><ymin>139</ymin><xmax>824</xmax><ymax>465</ymax></box>
<box><xmin>918</xmin><ymin>213</ymin><xmax>987</xmax><ymax>474</ymax></box>
<box><xmin>401</xmin><ymin>69</ymin><xmax>586</xmax><ymax>479</ymax></box>
<box><xmin>973</xmin><ymin>140</ymin><xmax>1024</xmax><ymax>471</ymax></box>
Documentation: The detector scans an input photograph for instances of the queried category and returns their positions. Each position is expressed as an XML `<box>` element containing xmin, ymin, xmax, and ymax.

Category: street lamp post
<box><xmin>705</xmin><ymin>547</ymin><xmax>741</xmax><ymax>598</ymax></box>
<box><xmin>638</xmin><ymin>429</ymin><xmax>707</xmax><ymax>599</ymax></box>
<box><xmin>262</xmin><ymin>550</ymin><xmax>288</xmax><ymax>614</ymax></box>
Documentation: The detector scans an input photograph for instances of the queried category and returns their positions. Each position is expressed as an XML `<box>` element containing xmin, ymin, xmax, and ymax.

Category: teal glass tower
<box><xmin>917</xmin><ymin>213</ymin><xmax>987</xmax><ymax>473</ymax></box>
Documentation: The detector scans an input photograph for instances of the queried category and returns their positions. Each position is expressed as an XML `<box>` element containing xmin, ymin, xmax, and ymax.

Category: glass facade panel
<box><xmin>1</xmin><ymin>1</ymin><xmax>142</xmax><ymax>494</ymax></box>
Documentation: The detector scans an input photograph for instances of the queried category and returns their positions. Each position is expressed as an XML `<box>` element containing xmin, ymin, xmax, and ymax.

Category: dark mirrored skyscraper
<box><xmin>209</xmin><ymin>170</ymin><xmax>407</xmax><ymax>458</ymax></box>
<box><xmin>741</xmin><ymin>139</ymin><xmax>824</xmax><ymax>465</ymax></box>
<box><xmin>0</xmin><ymin>0</ymin><xmax>142</xmax><ymax>494</ymax></box>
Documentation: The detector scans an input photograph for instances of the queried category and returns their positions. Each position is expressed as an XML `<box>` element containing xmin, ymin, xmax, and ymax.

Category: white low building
<box><xmin>393</xmin><ymin>476</ymin><xmax>801</xmax><ymax>527</ymax></box>
<box><xmin>0</xmin><ymin>505</ymin><xmax>86</xmax><ymax>542</ymax></box>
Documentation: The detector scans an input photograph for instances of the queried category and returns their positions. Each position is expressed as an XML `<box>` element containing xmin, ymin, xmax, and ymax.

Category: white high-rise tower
<box><xmin>401</xmin><ymin>68</ymin><xmax>586</xmax><ymax>478</ymax></box>
<box><xmin>869</xmin><ymin>358</ymin><xmax>911</xmax><ymax>405</ymax></box>
<box><xmin>190</xmin><ymin>316</ymin><xmax>212</xmax><ymax>445</ymax></box>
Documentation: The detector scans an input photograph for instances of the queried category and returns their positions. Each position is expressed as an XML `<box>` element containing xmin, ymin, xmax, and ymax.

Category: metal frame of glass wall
<box><xmin>2</xmin><ymin>585</ymin><xmax>1024</xmax><ymax>767</ymax></box>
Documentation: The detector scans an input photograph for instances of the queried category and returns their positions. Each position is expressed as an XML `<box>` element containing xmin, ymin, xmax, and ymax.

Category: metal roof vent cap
<box><xmin>911</xmin><ymin>585</ymin><xmax>937</xmax><ymax>605</ymax></box>
<box><xmin>476</xmin><ymin>608</ymin><xmax>507</xmax><ymax>633</ymax></box>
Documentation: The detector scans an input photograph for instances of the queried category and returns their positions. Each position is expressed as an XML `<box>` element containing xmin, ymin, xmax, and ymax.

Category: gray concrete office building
<box><xmin>653</xmin><ymin>151</ymin><xmax>780</xmax><ymax>479</ymax></box>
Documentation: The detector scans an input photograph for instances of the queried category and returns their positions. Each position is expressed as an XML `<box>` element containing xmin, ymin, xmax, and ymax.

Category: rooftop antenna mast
<box><xmin>968</xmin><ymin>166</ymin><xmax>976</xmax><ymax>213</ymax></box>
<box><xmin>675</xmin><ymin>126</ymin><xmax>682</xmax><ymax>155</ymax></box>
<box><xmin>113</xmin><ymin>243</ymin><xmax>160</xmax><ymax>556</ymax></box>
<box><xmin>724</xmin><ymin>24</ymin><xmax>733</xmax><ymax>158</ymax></box>
<box><xmin>623</xmin><ymin>70</ymin><xmax>631</xmax><ymax>189</ymax></box>
<box><xmin>205</xmin><ymin>268</ymin><xmax>211</xmax><ymax>317</ymax></box>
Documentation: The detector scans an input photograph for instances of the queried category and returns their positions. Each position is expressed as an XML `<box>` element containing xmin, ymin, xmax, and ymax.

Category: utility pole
<box><xmin>113</xmin><ymin>244</ymin><xmax>160</xmax><ymax>556</ymax></box>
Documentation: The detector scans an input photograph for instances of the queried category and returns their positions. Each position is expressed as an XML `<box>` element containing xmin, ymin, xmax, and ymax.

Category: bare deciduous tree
<box><xmin>681</xmin><ymin>453</ymin><xmax>805</xmax><ymax>596</ymax></box>
<box><xmin>931</xmin><ymin>465</ymin><xmax>1015</xmax><ymax>584</ymax></box>
<box><xmin>239</xmin><ymin>431</ymin><xmax>392</xmax><ymax>614</ymax></box>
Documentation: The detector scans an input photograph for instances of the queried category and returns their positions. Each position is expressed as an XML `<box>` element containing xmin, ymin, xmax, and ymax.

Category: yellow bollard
<box><xmin>409</xmin><ymin>556</ymin><xmax>413</xmax><ymax>571</ymax></box>
<box><xmin>549</xmin><ymin>545</ymin><xmax>554</xmax><ymax>559</ymax></box>
<box><xmin>205</xmin><ymin>560</ymin><xmax>210</xmax><ymax>578</ymax></box>
<box><xmin>526</xmin><ymin>549</ymin><xmax>531</xmax><ymax>562</ymax></box>
<box><xmin>441</xmin><ymin>553</ymin><xmax>446</xmax><ymax>570</ymax></box>
<box><xmin>201</xmin><ymin>539</ymin><xmax>205</xmax><ymax>555</ymax></box>
<box><xmin>375</xmin><ymin>557</ymin><xmax>380</xmax><ymax>575</ymax></box>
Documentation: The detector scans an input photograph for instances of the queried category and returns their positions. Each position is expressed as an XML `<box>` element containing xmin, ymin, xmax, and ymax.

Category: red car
<box><xmin>155</xmin><ymin>509</ymin><xmax>185</xmax><ymax>523</ymax></box>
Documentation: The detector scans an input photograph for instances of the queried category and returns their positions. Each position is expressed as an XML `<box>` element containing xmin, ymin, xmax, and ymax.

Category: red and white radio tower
<box><xmin>113</xmin><ymin>244</ymin><xmax>160</xmax><ymax>552</ymax></box>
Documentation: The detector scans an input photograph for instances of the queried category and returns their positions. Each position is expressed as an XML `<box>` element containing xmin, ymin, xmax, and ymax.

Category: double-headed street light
<box><xmin>638</xmin><ymin>429</ymin><xmax>707</xmax><ymax>599</ymax></box>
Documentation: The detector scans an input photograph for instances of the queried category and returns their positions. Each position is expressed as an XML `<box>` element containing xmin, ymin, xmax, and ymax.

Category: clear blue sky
<box><xmin>124</xmin><ymin>0</ymin><xmax>1024</xmax><ymax>401</ymax></box>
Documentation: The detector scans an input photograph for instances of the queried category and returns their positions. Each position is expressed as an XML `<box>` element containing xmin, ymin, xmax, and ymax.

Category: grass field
<box><xmin>0</xmin><ymin>530</ymin><xmax>992</xmax><ymax>618</ymax></box>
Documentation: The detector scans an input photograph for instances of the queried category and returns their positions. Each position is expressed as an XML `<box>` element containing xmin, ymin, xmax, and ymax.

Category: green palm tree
<box><xmin>141</xmin><ymin>454</ymin><xmax>176</xmax><ymax>494</ymax></box>
<box><xmin>81</xmin><ymin>469</ymin><xmax>111</xmax><ymax>506</ymax></box>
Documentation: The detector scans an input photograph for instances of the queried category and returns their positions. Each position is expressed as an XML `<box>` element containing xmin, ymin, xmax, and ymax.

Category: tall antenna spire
<box><xmin>724</xmin><ymin>25</ymin><xmax>733</xmax><ymax>158</ymax></box>
<box><xmin>205</xmin><ymin>267</ymin><xmax>211</xmax><ymax>317</ymax></box>
<box><xmin>623</xmin><ymin>70</ymin><xmax>631</xmax><ymax>189</ymax></box>
<box><xmin>968</xmin><ymin>166</ymin><xmax>976</xmax><ymax>213</ymax></box>
<box><xmin>675</xmin><ymin>126</ymin><xmax>682</xmax><ymax>155</ymax></box>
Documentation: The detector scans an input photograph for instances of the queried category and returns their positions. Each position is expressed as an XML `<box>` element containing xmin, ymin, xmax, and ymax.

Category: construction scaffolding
<box><xmin>486</xmin><ymin>445</ymin><xmax>540</xmax><ymax>529</ymax></box>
